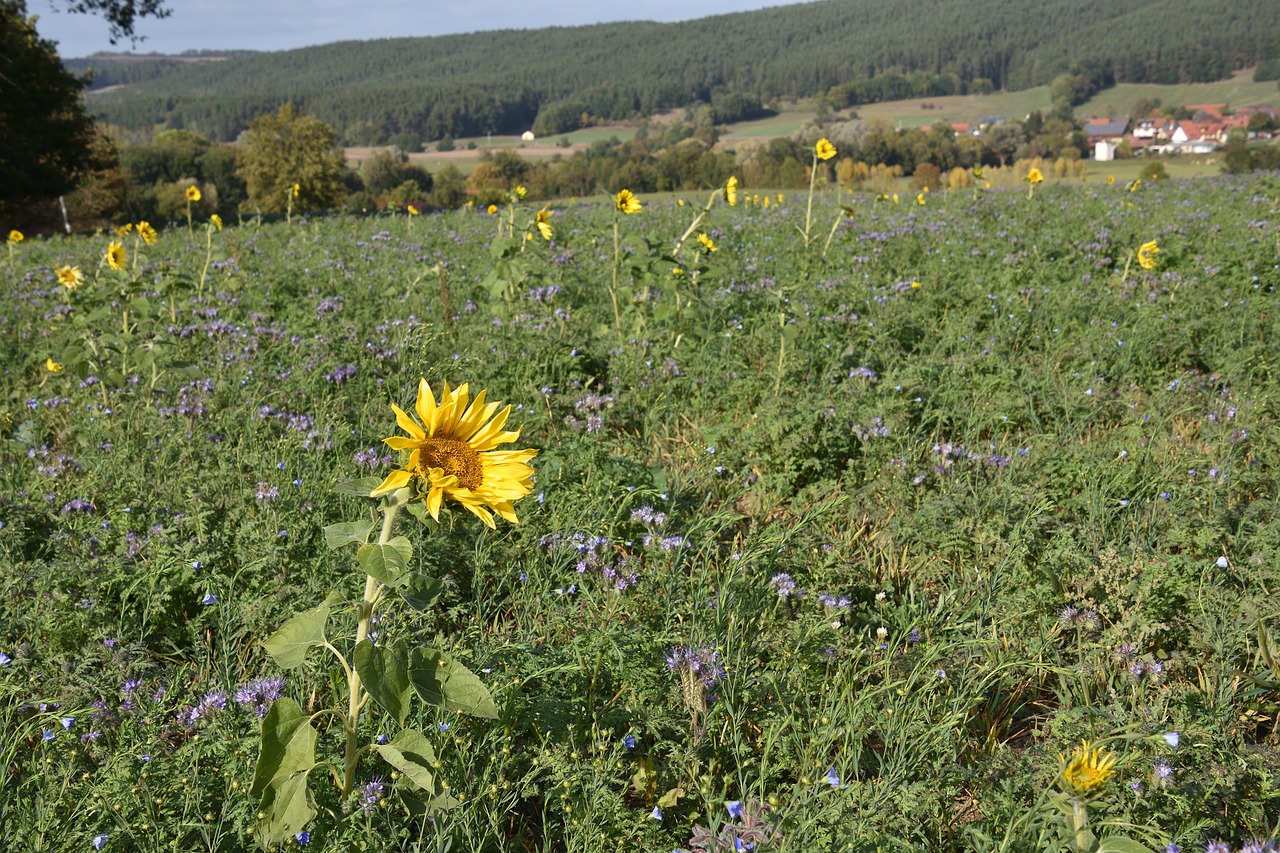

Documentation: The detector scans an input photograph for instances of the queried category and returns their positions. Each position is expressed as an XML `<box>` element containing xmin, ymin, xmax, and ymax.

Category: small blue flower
<box><xmin>437</xmin><ymin>722</ymin><xmax>450</xmax><ymax>732</ymax></box>
<box><xmin>726</xmin><ymin>800</ymin><xmax>744</xmax><ymax>819</ymax></box>
<box><xmin>61</xmin><ymin>717</ymin><xmax>74</xmax><ymax>730</ymax></box>
<box><xmin>1216</xmin><ymin>556</ymin><xmax>1229</xmax><ymax>568</ymax></box>
<box><xmin>825</xmin><ymin>767</ymin><xmax>840</xmax><ymax>787</ymax></box>
<box><xmin>295</xmin><ymin>831</ymin><xmax>310</xmax><ymax>845</ymax></box>
<box><xmin>376</xmin><ymin>733</ymin><xmax>388</xmax><ymax>745</ymax></box>
<box><xmin>623</xmin><ymin>734</ymin><xmax>636</xmax><ymax>749</ymax></box>
<box><xmin>42</xmin><ymin>729</ymin><xmax>55</xmax><ymax>741</ymax></box>
<box><xmin>201</xmin><ymin>593</ymin><xmax>218</xmax><ymax>605</ymax></box>
<box><xmin>0</xmin><ymin>652</ymin><xmax>10</xmax><ymax>665</ymax></box>
<box><xmin>1162</xmin><ymin>732</ymin><xmax>1179</xmax><ymax>749</ymax></box>
<box><xmin>650</xmin><ymin>806</ymin><xmax>662</xmax><ymax>821</ymax></box>
<box><xmin>93</xmin><ymin>834</ymin><xmax>108</xmax><ymax>850</ymax></box>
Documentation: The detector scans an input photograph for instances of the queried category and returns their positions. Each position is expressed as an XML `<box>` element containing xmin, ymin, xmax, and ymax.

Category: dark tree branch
<box><xmin>60</xmin><ymin>0</ymin><xmax>170</xmax><ymax>44</ymax></box>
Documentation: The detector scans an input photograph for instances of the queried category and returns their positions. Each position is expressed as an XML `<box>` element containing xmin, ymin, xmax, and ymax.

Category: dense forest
<box><xmin>69</xmin><ymin>0</ymin><xmax>1280</xmax><ymax>145</ymax></box>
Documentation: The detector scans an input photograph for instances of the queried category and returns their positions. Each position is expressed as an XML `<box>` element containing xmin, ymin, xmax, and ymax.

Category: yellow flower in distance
<box><xmin>8</xmin><ymin>229</ymin><xmax>23</xmax><ymax>244</ymax></box>
<box><xmin>1059</xmin><ymin>741</ymin><xmax>1117</xmax><ymax>798</ymax></box>
<box><xmin>407</xmin><ymin>205</ymin><xmax>419</xmax><ymax>216</ymax></box>
<box><xmin>45</xmin><ymin>358</ymin><xmax>63</xmax><ymax>373</ymax></box>
<box><xmin>105</xmin><ymin>241</ymin><xmax>126</xmax><ymax>271</ymax></box>
<box><xmin>535</xmin><ymin>207</ymin><xmax>554</xmax><ymax>240</ymax></box>
<box><xmin>725</xmin><ymin>175</ymin><xmax>738</xmax><ymax>206</ymax></box>
<box><xmin>892</xmin><ymin>193</ymin><xmax>899</xmax><ymax>204</ymax></box>
<box><xmin>515</xmin><ymin>185</ymin><xmax>527</xmax><ymax>199</ymax></box>
<box><xmin>370</xmin><ymin>380</ymin><xmax>537</xmax><ymax>528</ymax></box>
<box><xmin>777</xmin><ymin>194</ymin><xmax>783</xmax><ymax>203</ymax></box>
<box><xmin>137</xmin><ymin>221</ymin><xmax>158</xmax><ymax>244</ymax></box>
<box><xmin>615</xmin><ymin>188</ymin><xmax>642</xmax><ymax>214</ymax></box>
<box><xmin>1137</xmin><ymin>239</ymin><xmax>1160</xmax><ymax>270</ymax></box>
<box><xmin>56</xmin><ymin>265</ymin><xmax>84</xmax><ymax>289</ymax></box>
<box><xmin>815</xmin><ymin>138</ymin><xmax>837</xmax><ymax>161</ymax></box>
<box><xmin>1107</xmin><ymin>175</ymin><xmax>1116</xmax><ymax>185</ymax></box>
<box><xmin>1129</xmin><ymin>178</ymin><xmax>1142</xmax><ymax>192</ymax></box>
<box><xmin>916</xmin><ymin>193</ymin><xmax>926</xmax><ymax>206</ymax></box>
<box><xmin>292</xmin><ymin>183</ymin><xmax>300</xmax><ymax>197</ymax></box>
<box><xmin>114</xmin><ymin>223</ymin><xmax>133</xmax><ymax>236</ymax></box>
<box><xmin>1025</xmin><ymin>167</ymin><xmax>1044</xmax><ymax>184</ymax></box>
<box><xmin>487</xmin><ymin>204</ymin><xmax>498</xmax><ymax>215</ymax></box>
<box><xmin>697</xmin><ymin>232</ymin><xmax>717</xmax><ymax>252</ymax></box>
<box><xmin>210</xmin><ymin>214</ymin><xmax>223</xmax><ymax>231</ymax></box>
<box><xmin>186</xmin><ymin>185</ymin><xmax>201</xmax><ymax>202</ymax></box>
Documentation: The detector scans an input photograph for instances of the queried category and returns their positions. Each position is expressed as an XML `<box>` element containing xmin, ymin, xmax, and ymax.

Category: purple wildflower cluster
<box><xmin>30</xmin><ymin>445</ymin><xmax>83</xmax><ymax>478</ymax></box>
<box><xmin>358</xmin><ymin>776</ymin><xmax>384</xmax><ymax>811</ymax></box>
<box><xmin>315</xmin><ymin>295</ymin><xmax>345</xmax><ymax>319</ymax></box>
<box><xmin>61</xmin><ymin>497</ymin><xmax>96</xmax><ymax>514</ymax></box>
<box><xmin>324</xmin><ymin>364</ymin><xmax>357</xmax><ymax>384</ymax></box>
<box><xmin>538</xmin><ymin>532</ymin><xmax>639</xmax><ymax>591</ymax></box>
<box><xmin>156</xmin><ymin>378</ymin><xmax>216</xmax><ymax>419</ymax></box>
<box><xmin>666</xmin><ymin>647</ymin><xmax>726</xmax><ymax>687</ymax></box>
<box><xmin>564</xmin><ymin>392</ymin><xmax>613</xmax><ymax>433</ymax></box>
<box><xmin>177</xmin><ymin>690</ymin><xmax>227</xmax><ymax>726</ymax></box>
<box><xmin>770</xmin><ymin>573</ymin><xmax>797</xmax><ymax>597</ymax></box>
<box><xmin>234</xmin><ymin>677</ymin><xmax>285</xmax><ymax>719</ymax></box>
<box><xmin>1059</xmin><ymin>606</ymin><xmax>1102</xmax><ymax>632</ymax></box>
<box><xmin>255</xmin><ymin>482</ymin><xmax>281</xmax><ymax>502</ymax></box>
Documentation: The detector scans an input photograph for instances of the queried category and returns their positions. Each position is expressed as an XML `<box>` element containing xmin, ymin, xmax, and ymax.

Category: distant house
<box><xmin>1084</xmin><ymin>117</ymin><xmax>1130</xmax><ymax>146</ymax></box>
<box><xmin>521</xmin><ymin>130</ymin><xmax>535</xmax><ymax>142</ymax></box>
<box><xmin>950</xmin><ymin>122</ymin><xmax>973</xmax><ymax>137</ymax></box>
<box><xmin>1168</xmin><ymin>121</ymin><xmax>1221</xmax><ymax>153</ymax></box>
<box><xmin>1132</xmin><ymin>118</ymin><xmax>1176</xmax><ymax>141</ymax></box>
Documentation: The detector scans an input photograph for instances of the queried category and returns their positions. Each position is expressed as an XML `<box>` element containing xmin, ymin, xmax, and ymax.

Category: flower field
<box><xmin>2</xmin><ymin>173</ymin><xmax>1280</xmax><ymax>852</ymax></box>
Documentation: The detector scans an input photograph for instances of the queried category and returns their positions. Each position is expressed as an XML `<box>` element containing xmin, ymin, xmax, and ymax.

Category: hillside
<box><xmin>77</xmin><ymin>0</ymin><xmax>1280</xmax><ymax>145</ymax></box>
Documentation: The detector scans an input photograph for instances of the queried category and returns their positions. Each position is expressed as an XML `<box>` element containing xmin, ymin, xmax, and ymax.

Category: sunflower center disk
<box><xmin>416</xmin><ymin>438</ymin><xmax>483</xmax><ymax>490</ymax></box>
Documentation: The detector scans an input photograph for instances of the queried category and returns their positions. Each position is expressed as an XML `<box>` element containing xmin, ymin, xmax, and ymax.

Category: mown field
<box><xmin>2</xmin><ymin>172</ymin><xmax>1280</xmax><ymax>852</ymax></box>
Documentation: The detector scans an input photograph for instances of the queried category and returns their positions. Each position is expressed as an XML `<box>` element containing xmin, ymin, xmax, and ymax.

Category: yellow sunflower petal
<box><xmin>370</xmin><ymin>469</ymin><xmax>413</xmax><ymax>497</ymax></box>
<box><xmin>391</xmin><ymin>403</ymin><xmax>425</xmax><ymax>440</ymax></box>
<box><xmin>414</xmin><ymin>378</ymin><xmax>438</xmax><ymax>433</ymax></box>
<box><xmin>383</xmin><ymin>436</ymin><xmax>421</xmax><ymax>450</ymax></box>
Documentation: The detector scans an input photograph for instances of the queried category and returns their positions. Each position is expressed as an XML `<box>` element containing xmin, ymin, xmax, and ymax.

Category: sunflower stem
<box><xmin>342</xmin><ymin>503</ymin><xmax>398</xmax><ymax>797</ymax></box>
<box><xmin>610</xmin><ymin>220</ymin><xmax>622</xmax><ymax>333</ymax></box>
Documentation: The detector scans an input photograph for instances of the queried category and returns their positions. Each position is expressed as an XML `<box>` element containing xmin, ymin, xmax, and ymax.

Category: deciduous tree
<box><xmin>236</xmin><ymin>104</ymin><xmax>346</xmax><ymax>214</ymax></box>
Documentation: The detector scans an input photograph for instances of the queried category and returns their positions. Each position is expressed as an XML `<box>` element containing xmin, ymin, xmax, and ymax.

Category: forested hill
<box><xmin>78</xmin><ymin>0</ymin><xmax>1280</xmax><ymax>145</ymax></box>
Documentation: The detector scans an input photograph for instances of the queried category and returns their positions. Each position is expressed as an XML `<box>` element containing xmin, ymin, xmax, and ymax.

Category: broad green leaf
<box><xmin>263</xmin><ymin>595</ymin><xmax>338</xmax><ymax>670</ymax></box>
<box><xmin>354</xmin><ymin>639</ymin><xmax>412</xmax><ymax>726</ymax></box>
<box><xmin>657</xmin><ymin>787</ymin><xmax>685</xmax><ymax>809</ymax></box>
<box><xmin>399</xmin><ymin>574</ymin><xmax>444</xmax><ymax>612</ymax></box>
<box><xmin>323</xmin><ymin>519</ymin><xmax>374</xmax><ymax>551</ymax></box>
<box><xmin>250</xmin><ymin>698</ymin><xmax>317</xmax><ymax>797</ymax></box>
<box><xmin>357</xmin><ymin>536</ymin><xmax>413</xmax><ymax>587</ymax></box>
<box><xmin>630</xmin><ymin>754</ymin><xmax>656</xmax><ymax>801</ymax></box>
<box><xmin>374</xmin><ymin>728</ymin><xmax>439</xmax><ymax>793</ymax></box>
<box><xmin>409</xmin><ymin>648</ymin><xmax>498</xmax><ymax>719</ymax></box>
<box><xmin>335</xmin><ymin>476</ymin><xmax>387</xmax><ymax>498</ymax></box>
<box><xmin>256</xmin><ymin>771</ymin><xmax>316</xmax><ymax>846</ymax></box>
<box><xmin>1095</xmin><ymin>837</ymin><xmax>1153</xmax><ymax>853</ymax></box>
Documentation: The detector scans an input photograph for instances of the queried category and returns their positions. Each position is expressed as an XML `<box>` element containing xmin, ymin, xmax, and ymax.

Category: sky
<box><xmin>33</xmin><ymin>0</ymin><xmax>801</xmax><ymax>57</ymax></box>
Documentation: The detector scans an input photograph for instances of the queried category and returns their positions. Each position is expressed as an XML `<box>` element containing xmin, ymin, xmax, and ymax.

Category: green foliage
<box><xmin>236</xmin><ymin>103</ymin><xmax>346</xmax><ymax>214</ymax></box>
<box><xmin>0</xmin><ymin>0</ymin><xmax>98</xmax><ymax>215</ymax></box>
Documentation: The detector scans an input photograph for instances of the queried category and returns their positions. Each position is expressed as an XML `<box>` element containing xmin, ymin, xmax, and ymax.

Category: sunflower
<box><xmin>1025</xmin><ymin>168</ymin><xmax>1044</xmax><ymax>184</ymax></box>
<box><xmin>487</xmin><ymin>204</ymin><xmax>498</xmax><ymax>215</ymax></box>
<box><xmin>1136</xmin><ymin>239</ymin><xmax>1160</xmax><ymax>270</ymax></box>
<box><xmin>535</xmin><ymin>207</ymin><xmax>554</xmax><ymax>240</ymax></box>
<box><xmin>56</xmin><ymin>265</ymin><xmax>84</xmax><ymax>289</ymax></box>
<box><xmin>8</xmin><ymin>229</ymin><xmax>23</xmax><ymax>244</ymax></box>
<box><xmin>105</xmin><ymin>241</ymin><xmax>126</xmax><ymax>271</ymax></box>
<box><xmin>815</xmin><ymin>138</ymin><xmax>837</xmax><ymax>161</ymax></box>
<box><xmin>725</xmin><ymin>175</ymin><xmax>738</xmax><ymax>206</ymax></box>
<box><xmin>210</xmin><ymin>214</ymin><xmax>223</xmax><ymax>231</ymax></box>
<box><xmin>45</xmin><ymin>358</ymin><xmax>63</xmax><ymax>373</ymax></box>
<box><xmin>1059</xmin><ymin>741</ymin><xmax>1117</xmax><ymax>798</ymax></box>
<box><xmin>186</xmin><ymin>185</ymin><xmax>202</xmax><ymax>202</ymax></box>
<box><xmin>615</xmin><ymin>188</ymin><xmax>642</xmax><ymax>214</ymax></box>
<box><xmin>407</xmin><ymin>205</ymin><xmax>420</xmax><ymax>216</ymax></box>
<box><xmin>697</xmin><ymin>232</ymin><xmax>717</xmax><ymax>252</ymax></box>
<box><xmin>370</xmin><ymin>379</ymin><xmax>537</xmax><ymax>528</ymax></box>
<box><xmin>137</xmin><ymin>221</ymin><xmax>158</xmax><ymax>244</ymax></box>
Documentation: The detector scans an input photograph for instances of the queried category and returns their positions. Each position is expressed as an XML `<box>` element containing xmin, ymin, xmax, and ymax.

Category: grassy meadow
<box><xmin>2</xmin><ymin>172</ymin><xmax>1280</xmax><ymax>852</ymax></box>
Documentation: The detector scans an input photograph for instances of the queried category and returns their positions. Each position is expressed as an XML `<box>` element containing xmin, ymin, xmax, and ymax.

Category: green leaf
<box><xmin>323</xmin><ymin>519</ymin><xmax>375</xmax><ymax>550</ymax></box>
<box><xmin>354</xmin><ymin>639</ymin><xmax>412</xmax><ymax>726</ymax></box>
<box><xmin>374</xmin><ymin>728</ymin><xmax>439</xmax><ymax>793</ymax></box>
<box><xmin>399</xmin><ymin>574</ymin><xmax>444</xmax><ymax>611</ymax></box>
<box><xmin>357</xmin><ymin>536</ymin><xmax>413</xmax><ymax>587</ymax></box>
<box><xmin>263</xmin><ymin>595</ymin><xmax>338</xmax><ymax>670</ymax></box>
<box><xmin>1095</xmin><ymin>837</ymin><xmax>1154</xmax><ymax>853</ymax></box>
<box><xmin>657</xmin><ymin>787</ymin><xmax>685</xmax><ymax>809</ymax></box>
<box><xmin>409</xmin><ymin>649</ymin><xmax>498</xmax><ymax>718</ymax></box>
<box><xmin>256</xmin><ymin>772</ymin><xmax>316</xmax><ymax>846</ymax></box>
<box><xmin>250</xmin><ymin>698</ymin><xmax>317</xmax><ymax>797</ymax></box>
<box><xmin>335</xmin><ymin>476</ymin><xmax>387</xmax><ymax>498</ymax></box>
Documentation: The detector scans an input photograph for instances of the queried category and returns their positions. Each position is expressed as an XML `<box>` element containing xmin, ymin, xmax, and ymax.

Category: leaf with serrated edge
<box><xmin>263</xmin><ymin>595</ymin><xmax>338</xmax><ymax>670</ymax></box>
<box><xmin>257</xmin><ymin>772</ymin><xmax>316</xmax><ymax>846</ymax></box>
<box><xmin>356</xmin><ymin>536</ymin><xmax>412</xmax><ymax>587</ymax></box>
<box><xmin>399</xmin><ymin>575</ymin><xmax>444</xmax><ymax>611</ymax></box>
<box><xmin>354</xmin><ymin>639</ymin><xmax>411</xmax><ymax>726</ymax></box>
<box><xmin>374</xmin><ymin>728</ymin><xmax>439</xmax><ymax>792</ymax></box>
<box><xmin>250</xmin><ymin>698</ymin><xmax>317</xmax><ymax>797</ymax></box>
<box><xmin>409</xmin><ymin>648</ymin><xmax>498</xmax><ymax>718</ymax></box>
<box><xmin>323</xmin><ymin>519</ymin><xmax>374</xmax><ymax>550</ymax></box>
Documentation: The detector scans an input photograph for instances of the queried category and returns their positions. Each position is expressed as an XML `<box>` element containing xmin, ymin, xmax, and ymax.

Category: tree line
<box><xmin>73</xmin><ymin>0</ymin><xmax>1280</xmax><ymax>145</ymax></box>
